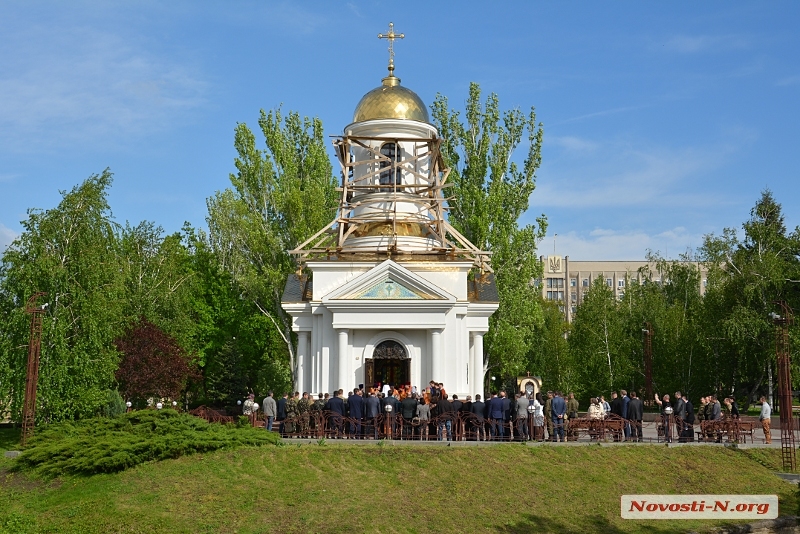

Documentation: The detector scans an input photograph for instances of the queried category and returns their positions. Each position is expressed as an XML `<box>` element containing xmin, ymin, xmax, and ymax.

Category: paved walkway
<box><xmin>282</xmin><ymin>421</ymin><xmax>783</xmax><ymax>448</ymax></box>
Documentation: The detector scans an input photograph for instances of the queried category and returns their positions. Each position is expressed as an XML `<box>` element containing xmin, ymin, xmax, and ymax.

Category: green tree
<box><xmin>619</xmin><ymin>254</ymin><xmax>707</xmax><ymax>401</ymax></box>
<box><xmin>183</xmin><ymin>227</ymin><xmax>292</xmax><ymax>405</ymax></box>
<box><xmin>525</xmin><ymin>299</ymin><xmax>573</xmax><ymax>393</ymax></box>
<box><xmin>699</xmin><ymin>190</ymin><xmax>800</xmax><ymax>404</ymax></box>
<box><xmin>119</xmin><ymin>221</ymin><xmax>197</xmax><ymax>350</ymax></box>
<box><xmin>0</xmin><ymin>171</ymin><xmax>126</xmax><ymax>422</ymax></box>
<box><xmin>206</xmin><ymin>109</ymin><xmax>338</xmax><ymax>384</ymax></box>
<box><xmin>569</xmin><ymin>278</ymin><xmax>632</xmax><ymax>398</ymax></box>
<box><xmin>431</xmin><ymin>82</ymin><xmax>548</xmax><ymax>384</ymax></box>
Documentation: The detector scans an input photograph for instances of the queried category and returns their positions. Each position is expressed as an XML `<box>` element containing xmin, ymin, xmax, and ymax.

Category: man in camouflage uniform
<box><xmin>310</xmin><ymin>393</ymin><xmax>325</xmax><ymax>437</ymax></box>
<box><xmin>285</xmin><ymin>391</ymin><xmax>299</xmax><ymax>434</ymax></box>
<box><xmin>297</xmin><ymin>392</ymin><xmax>311</xmax><ymax>437</ymax></box>
<box><xmin>544</xmin><ymin>391</ymin><xmax>554</xmax><ymax>441</ymax></box>
<box><xmin>695</xmin><ymin>396</ymin><xmax>706</xmax><ymax>442</ymax></box>
<box><xmin>566</xmin><ymin>393</ymin><xmax>579</xmax><ymax>441</ymax></box>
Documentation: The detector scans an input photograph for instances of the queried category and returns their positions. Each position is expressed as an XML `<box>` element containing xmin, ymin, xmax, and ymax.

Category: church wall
<box><xmin>438</xmin><ymin>309</ymin><xmax>471</xmax><ymax>398</ymax></box>
<box><xmin>412</xmin><ymin>269</ymin><xmax>469</xmax><ymax>301</ymax></box>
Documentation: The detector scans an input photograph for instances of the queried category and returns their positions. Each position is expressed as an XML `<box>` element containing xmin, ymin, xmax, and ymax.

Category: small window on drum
<box><xmin>379</xmin><ymin>143</ymin><xmax>402</xmax><ymax>188</ymax></box>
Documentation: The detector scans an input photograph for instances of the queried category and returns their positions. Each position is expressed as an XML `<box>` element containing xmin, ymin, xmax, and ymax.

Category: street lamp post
<box><xmin>663</xmin><ymin>405</ymin><xmax>674</xmax><ymax>443</ymax></box>
<box><xmin>642</xmin><ymin>322</ymin><xmax>653</xmax><ymax>407</ymax></box>
<box><xmin>527</xmin><ymin>403</ymin><xmax>536</xmax><ymax>441</ymax></box>
<box><xmin>771</xmin><ymin>302</ymin><xmax>796</xmax><ymax>472</ymax></box>
<box><xmin>384</xmin><ymin>404</ymin><xmax>393</xmax><ymax>439</ymax></box>
<box><xmin>21</xmin><ymin>292</ymin><xmax>48</xmax><ymax>447</ymax></box>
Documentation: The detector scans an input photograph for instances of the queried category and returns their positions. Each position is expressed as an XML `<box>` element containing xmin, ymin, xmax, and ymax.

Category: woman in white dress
<box><xmin>533</xmin><ymin>392</ymin><xmax>544</xmax><ymax>441</ymax></box>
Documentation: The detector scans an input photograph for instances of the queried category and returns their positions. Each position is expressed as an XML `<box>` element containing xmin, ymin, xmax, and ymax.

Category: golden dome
<box><xmin>353</xmin><ymin>76</ymin><xmax>430</xmax><ymax>123</ymax></box>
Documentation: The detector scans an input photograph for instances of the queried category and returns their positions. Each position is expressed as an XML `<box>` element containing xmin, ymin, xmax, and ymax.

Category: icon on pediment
<box><xmin>351</xmin><ymin>277</ymin><xmax>428</xmax><ymax>300</ymax></box>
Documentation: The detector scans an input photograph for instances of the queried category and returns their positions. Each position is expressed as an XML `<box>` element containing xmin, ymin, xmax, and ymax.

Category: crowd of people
<box><xmin>243</xmin><ymin>383</ymin><xmax>774</xmax><ymax>444</ymax></box>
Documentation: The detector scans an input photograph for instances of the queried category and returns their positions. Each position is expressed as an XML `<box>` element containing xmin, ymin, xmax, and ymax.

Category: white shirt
<box><xmin>533</xmin><ymin>399</ymin><xmax>543</xmax><ymax>418</ymax></box>
<box><xmin>760</xmin><ymin>402</ymin><xmax>771</xmax><ymax>421</ymax></box>
<box><xmin>382</xmin><ymin>384</ymin><xmax>391</xmax><ymax>396</ymax></box>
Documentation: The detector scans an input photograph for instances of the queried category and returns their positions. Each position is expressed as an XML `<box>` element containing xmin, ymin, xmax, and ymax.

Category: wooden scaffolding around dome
<box><xmin>290</xmin><ymin>134</ymin><xmax>492</xmax><ymax>273</ymax></box>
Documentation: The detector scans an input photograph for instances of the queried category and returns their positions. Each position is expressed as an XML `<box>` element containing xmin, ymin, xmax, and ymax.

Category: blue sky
<box><xmin>1</xmin><ymin>1</ymin><xmax>798</xmax><ymax>259</ymax></box>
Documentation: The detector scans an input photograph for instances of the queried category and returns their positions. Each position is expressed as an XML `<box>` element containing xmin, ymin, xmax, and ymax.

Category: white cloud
<box><xmin>663</xmin><ymin>34</ymin><xmax>750</xmax><ymax>54</ymax></box>
<box><xmin>557</xmin><ymin>105</ymin><xmax>645</xmax><ymax>125</ymax></box>
<box><xmin>0</xmin><ymin>23</ymin><xmax>206</xmax><ymax>150</ymax></box>
<box><xmin>0</xmin><ymin>223</ymin><xmax>18</xmax><ymax>251</ymax></box>
<box><xmin>536</xmin><ymin>138</ymin><xmax>742</xmax><ymax>210</ymax></box>
<box><xmin>549</xmin><ymin>135</ymin><xmax>600</xmax><ymax>154</ymax></box>
<box><xmin>549</xmin><ymin>227</ymin><xmax>703</xmax><ymax>261</ymax></box>
<box><xmin>346</xmin><ymin>2</ymin><xmax>364</xmax><ymax>18</ymax></box>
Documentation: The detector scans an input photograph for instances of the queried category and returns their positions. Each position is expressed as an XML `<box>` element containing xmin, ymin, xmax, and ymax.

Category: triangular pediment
<box><xmin>322</xmin><ymin>260</ymin><xmax>455</xmax><ymax>303</ymax></box>
<box><xmin>345</xmin><ymin>275</ymin><xmax>431</xmax><ymax>300</ymax></box>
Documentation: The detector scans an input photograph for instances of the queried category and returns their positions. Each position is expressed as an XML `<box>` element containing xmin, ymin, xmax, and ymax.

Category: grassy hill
<box><xmin>1</xmin><ymin>428</ymin><xmax>797</xmax><ymax>534</ymax></box>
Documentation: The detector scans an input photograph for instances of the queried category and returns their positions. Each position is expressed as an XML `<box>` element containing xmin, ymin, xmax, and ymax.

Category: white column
<box><xmin>468</xmin><ymin>335</ymin><xmax>475</xmax><ymax>394</ymax></box>
<box><xmin>338</xmin><ymin>329</ymin><xmax>349</xmax><ymax>392</ymax></box>
<box><xmin>472</xmin><ymin>332</ymin><xmax>485</xmax><ymax>400</ymax></box>
<box><xmin>430</xmin><ymin>329</ymin><xmax>443</xmax><ymax>383</ymax></box>
<box><xmin>297</xmin><ymin>331</ymin><xmax>309</xmax><ymax>393</ymax></box>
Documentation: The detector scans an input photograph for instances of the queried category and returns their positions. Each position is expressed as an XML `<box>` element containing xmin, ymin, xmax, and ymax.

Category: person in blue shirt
<box><xmin>551</xmin><ymin>391</ymin><xmax>567</xmax><ymax>442</ymax></box>
<box><xmin>621</xmin><ymin>389</ymin><xmax>631</xmax><ymax>441</ymax></box>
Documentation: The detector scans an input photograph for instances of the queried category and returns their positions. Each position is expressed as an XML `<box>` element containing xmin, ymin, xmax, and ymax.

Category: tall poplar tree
<box><xmin>206</xmin><ymin>109</ymin><xmax>338</xmax><ymax>384</ymax></box>
<box><xmin>431</xmin><ymin>82</ymin><xmax>547</xmax><ymax>383</ymax></box>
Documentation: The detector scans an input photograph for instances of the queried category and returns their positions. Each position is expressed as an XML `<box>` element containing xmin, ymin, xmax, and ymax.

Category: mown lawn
<box><xmin>1</xmin><ymin>430</ymin><xmax>797</xmax><ymax>533</ymax></box>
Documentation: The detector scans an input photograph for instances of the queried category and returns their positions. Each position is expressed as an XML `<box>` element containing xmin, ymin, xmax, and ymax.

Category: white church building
<box><xmin>281</xmin><ymin>24</ymin><xmax>498</xmax><ymax>400</ymax></box>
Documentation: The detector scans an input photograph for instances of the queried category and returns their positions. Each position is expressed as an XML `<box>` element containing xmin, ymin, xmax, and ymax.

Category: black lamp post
<box><xmin>384</xmin><ymin>403</ymin><xmax>393</xmax><ymax>439</ymax></box>
<box><xmin>527</xmin><ymin>403</ymin><xmax>536</xmax><ymax>441</ymax></box>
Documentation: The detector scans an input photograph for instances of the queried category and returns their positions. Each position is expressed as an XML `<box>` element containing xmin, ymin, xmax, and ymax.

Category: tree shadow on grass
<box><xmin>495</xmin><ymin>513</ymin><xmax>691</xmax><ymax>534</ymax></box>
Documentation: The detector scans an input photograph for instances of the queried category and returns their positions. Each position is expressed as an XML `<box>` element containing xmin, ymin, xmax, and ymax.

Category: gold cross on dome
<box><xmin>378</xmin><ymin>22</ymin><xmax>404</xmax><ymax>75</ymax></box>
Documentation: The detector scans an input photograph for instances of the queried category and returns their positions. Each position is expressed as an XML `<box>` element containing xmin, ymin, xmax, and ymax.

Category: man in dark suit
<box><xmin>471</xmin><ymin>394</ymin><xmax>486</xmax><ymax>440</ymax></box>
<box><xmin>436</xmin><ymin>393</ymin><xmax>455</xmax><ymax>441</ymax></box>
<box><xmin>365</xmin><ymin>390</ymin><xmax>381</xmax><ymax>439</ymax></box>
<box><xmin>609</xmin><ymin>392</ymin><xmax>623</xmax><ymax>441</ymax></box>
<box><xmin>551</xmin><ymin>391</ymin><xmax>567</xmax><ymax>442</ymax></box>
<box><xmin>451</xmin><ymin>395</ymin><xmax>462</xmax><ymax>413</ymax></box>
<box><xmin>277</xmin><ymin>392</ymin><xmax>288</xmax><ymax>435</ymax></box>
<box><xmin>682</xmin><ymin>396</ymin><xmax>695</xmax><ymax>442</ymax></box>
<box><xmin>400</xmin><ymin>392</ymin><xmax>417</xmax><ymax>437</ymax></box>
<box><xmin>461</xmin><ymin>395</ymin><xmax>472</xmax><ymax>416</ymax></box>
<box><xmin>621</xmin><ymin>390</ymin><xmax>631</xmax><ymax>440</ymax></box>
<box><xmin>489</xmin><ymin>392</ymin><xmax>505</xmax><ymax>439</ymax></box>
<box><xmin>326</xmin><ymin>390</ymin><xmax>346</xmax><ymax>438</ymax></box>
<box><xmin>348</xmin><ymin>389</ymin><xmax>364</xmax><ymax>439</ymax></box>
<box><xmin>627</xmin><ymin>391</ymin><xmax>643</xmax><ymax>442</ymax></box>
<box><xmin>501</xmin><ymin>391</ymin><xmax>512</xmax><ymax>439</ymax></box>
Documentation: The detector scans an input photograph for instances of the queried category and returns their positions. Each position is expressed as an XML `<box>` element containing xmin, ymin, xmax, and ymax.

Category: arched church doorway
<box><xmin>364</xmin><ymin>340</ymin><xmax>410</xmax><ymax>388</ymax></box>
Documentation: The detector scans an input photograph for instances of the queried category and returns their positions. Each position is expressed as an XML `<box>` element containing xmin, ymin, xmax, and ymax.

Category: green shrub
<box><xmin>100</xmin><ymin>389</ymin><xmax>127</xmax><ymax>418</ymax></box>
<box><xmin>14</xmin><ymin>409</ymin><xmax>278</xmax><ymax>478</ymax></box>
